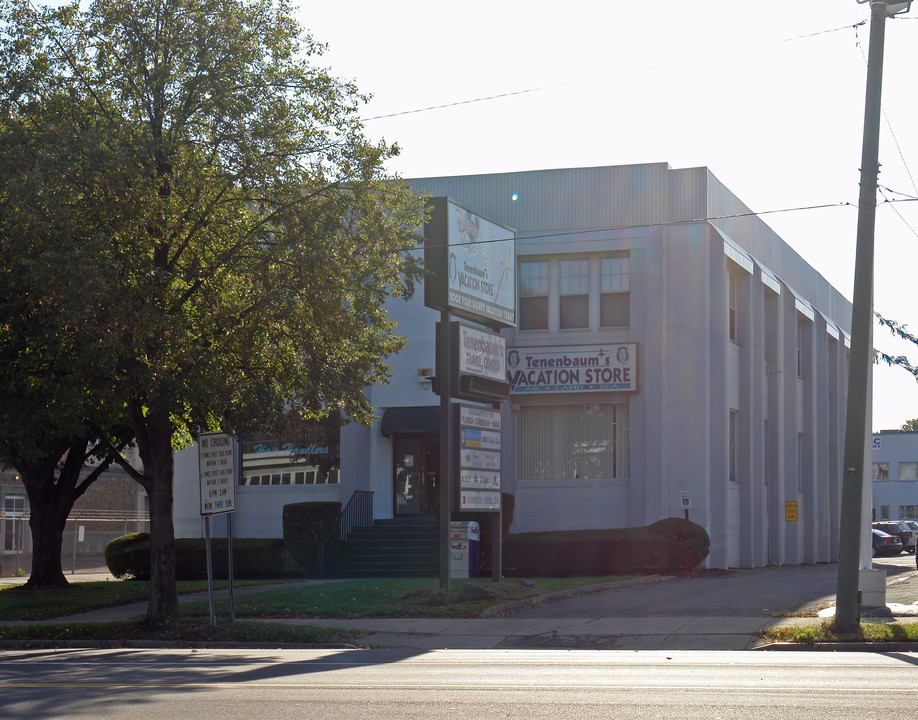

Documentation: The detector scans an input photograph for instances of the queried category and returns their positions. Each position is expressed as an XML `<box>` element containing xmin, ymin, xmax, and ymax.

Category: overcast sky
<box><xmin>298</xmin><ymin>0</ymin><xmax>918</xmax><ymax>431</ymax></box>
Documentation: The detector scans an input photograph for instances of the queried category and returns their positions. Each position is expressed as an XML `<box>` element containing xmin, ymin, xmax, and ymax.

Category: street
<box><xmin>0</xmin><ymin>647</ymin><xmax>916</xmax><ymax>719</ymax></box>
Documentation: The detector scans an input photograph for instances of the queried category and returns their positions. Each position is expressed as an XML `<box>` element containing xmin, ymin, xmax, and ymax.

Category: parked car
<box><xmin>872</xmin><ymin>528</ymin><xmax>903</xmax><ymax>557</ymax></box>
<box><xmin>899</xmin><ymin>520</ymin><xmax>918</xmax><ymax>554</ymax></box>
<box><xmin>872</xmin><ymin>521</ymin><xmax>913</xmax><ymax>554</ymax></box>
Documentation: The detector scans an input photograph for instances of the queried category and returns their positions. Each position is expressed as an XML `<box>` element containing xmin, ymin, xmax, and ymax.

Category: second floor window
<box><xmin>560</xmin><ymin>259</ymin><xmax>589</xmax><ymax>329</ymax></box>
<box><xmin>519</xmin><ymin>261</ymin><xmax>549</xmax><ymax>330</ymax></box>
<box><xmin>601</xmin><ymin>256</ymin><xmax>630</xmax><ymax>327</ymax></box>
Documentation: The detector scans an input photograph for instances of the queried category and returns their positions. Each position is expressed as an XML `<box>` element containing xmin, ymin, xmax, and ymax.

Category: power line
<box><xmin>363</xmin><ymin>22</ymin><xmax>863</xmax><ymax>124</ymax></box>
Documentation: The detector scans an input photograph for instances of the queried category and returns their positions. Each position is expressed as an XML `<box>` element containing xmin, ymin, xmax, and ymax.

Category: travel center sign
<box><xmin>506</xmin><ymin>344</ymin><xmax>638</xmax><ymax>394</ymax></box>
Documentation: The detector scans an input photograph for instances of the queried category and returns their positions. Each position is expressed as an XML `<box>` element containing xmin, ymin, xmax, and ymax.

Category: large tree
<box><xmin>0</xmin><ymin>0</ymin><xmax>426</xmax><ymax>621</ymax></box>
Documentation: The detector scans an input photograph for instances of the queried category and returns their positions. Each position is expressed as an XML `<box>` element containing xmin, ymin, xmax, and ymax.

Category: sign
<box><xmin>456</xmin><ymin>404</ymin><xmax>501</xmax><ymax>512</ymax></box>
<box><xmin>680</xmin><ymin>492</ymin><xmax>692</xmax><ymax>509</ymax></box>
<box><xmin>458</xmin><ymin>323</ymin><xmax>506</xmax><ymax>382</ymax></box>
<box><xmin>872</xmin><ymin>436</ymin><xmax>882</xmax><ymax>450</ymax></box>
<box><xmin>785</xmin><ymin>501</ymin><xmax>798</xmax><ymax>522</ymax></box>
<box><xmin>507</xmin><ymin>344</ymin><xmax>638</xmax><ymax>394</ymax></box>
<box><xmin>198</xmin><ymin>432</ymin><xmax>237</xmax><ymax>516</ymax></box>
<box><xmin>424</xmin><ymin>198</ymin><xmax>516</xmax><ymax>328</ymax></box>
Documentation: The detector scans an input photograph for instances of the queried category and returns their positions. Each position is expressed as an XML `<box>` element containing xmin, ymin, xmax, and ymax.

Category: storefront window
<box><xmin>518</xmin><ymin>403</ymin><xmax>629</xmax><ymax>481</ymax></box>
<box><xmin>239</xmin><ymin>417</ymin><xmax>341</xmax><ymax>486</ymax></box>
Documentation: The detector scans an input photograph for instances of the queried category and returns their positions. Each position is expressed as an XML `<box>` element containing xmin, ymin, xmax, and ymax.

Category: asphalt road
<box><xmin>1</xmin><ymin>647</ymin><xmax>915</xmax><ymax>719</ymax></box>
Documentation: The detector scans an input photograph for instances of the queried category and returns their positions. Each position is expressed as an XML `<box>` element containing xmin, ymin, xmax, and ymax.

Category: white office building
<box><xmin>174</xmin><ymin>163</ymin><xmax>854</xmax><ymax>570</ymax></box>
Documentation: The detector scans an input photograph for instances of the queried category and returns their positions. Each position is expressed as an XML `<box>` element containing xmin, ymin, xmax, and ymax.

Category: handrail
<box><xmin>318</xmin><ymin>489</ymin><xmax>374</xmax><ymax>578</ymax></box>
<box><xmin>336</xmin><ymin>489</ymin><xmax>374</xmax><ymax>542</ymax></box>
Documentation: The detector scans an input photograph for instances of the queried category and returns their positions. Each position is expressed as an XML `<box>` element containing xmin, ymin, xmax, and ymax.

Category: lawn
<box><xmin>0</xmin><ymin>575</ymin><xmax>629</xmax><ymax>645</ymax></box>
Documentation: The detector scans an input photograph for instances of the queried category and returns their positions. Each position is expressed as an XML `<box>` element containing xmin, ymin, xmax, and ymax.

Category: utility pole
<box><xmin>835</xmin><ymin>0</ymin><xmax>910</xmax><ymax>630</ymax></box>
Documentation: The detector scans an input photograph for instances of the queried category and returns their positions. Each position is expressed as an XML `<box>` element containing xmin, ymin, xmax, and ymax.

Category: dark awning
<box><xmin>380</xmin><ymin>406</ymin><xmax>440</xmax><ymax>437</ymax></box>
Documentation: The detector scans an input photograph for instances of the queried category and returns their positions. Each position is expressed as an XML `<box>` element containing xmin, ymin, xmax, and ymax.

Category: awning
<box><xmin>380</xmin><ymin>406</ymin><xmax>440</xmax><ymax>437</ymax></box>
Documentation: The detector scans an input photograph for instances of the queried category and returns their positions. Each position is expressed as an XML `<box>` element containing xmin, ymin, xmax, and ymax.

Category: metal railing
<box><xmin>334</xmin><ymin>490</ymin><xmax>374</xmax><ymax>542</ymax></box>
<box><xmin>317</xmin><ymin>490</ymin><xmax>374</xmax><ymax>578</ymax></box>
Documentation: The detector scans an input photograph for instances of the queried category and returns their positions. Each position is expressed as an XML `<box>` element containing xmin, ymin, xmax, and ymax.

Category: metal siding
<box><xmin>410</xmin><ymin>163</ymin><xmax>852</xmax><ymax>333</ymax></box>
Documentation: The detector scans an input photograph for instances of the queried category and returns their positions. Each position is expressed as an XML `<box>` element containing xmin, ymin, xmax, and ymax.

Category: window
<box><xmin>728</xmin><ymin>272</ymin><xmax>738</xmax><ymax>343</ymax></box>
<box><xmin>559</xmin><ymin>260</ymin><xmax>589</xmax><ymax>329</ymax></box>
<box><xmin>899</xmin><ymin>462</ymin><xmax>918</xmax><ymax>481</ymax></box>
<box><xmin>601</xmin><ymin>256</ymin><xmax>630</xmax><ymax>327</ymax></box>
<box><xmin>518</xmin><ymin>403</ymin><xmax>629</xmax><ymax>481</ymax></box>
<box><xmin>873</xmin><ymin>462</ymin><xmax>889</xmax><ymax>481</ymax></box>
<box><xmin>900</xmin><ymin>505</ymin><xmax>918</xmax><ymax>518</ymax></box>
<box><xmin>519</xmin><ymin>261</ymin><xmax>549</xmax><ymax>330</ymax></box>
<box><xmin>881</xmin><ymin>505</ymin><xmax>890</xmax><ymax>520</ymax></box>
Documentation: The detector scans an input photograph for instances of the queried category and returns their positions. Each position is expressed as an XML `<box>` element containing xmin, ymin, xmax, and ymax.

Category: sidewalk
<box><xmin>2</xmin><ymin>571</ymin><xmax>917</xmax><ymax>651</ymax></box>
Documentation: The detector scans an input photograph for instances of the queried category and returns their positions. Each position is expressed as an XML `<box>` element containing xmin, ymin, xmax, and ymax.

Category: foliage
<box><xmin>503</xmin><ymin>518</ymin><xmax>710</xmax><ymax>578</ymax></box>
<box><xmin>1</xmin><ymin>0</ymin><xmax>426</xmax><ymax>620</ymax></box>
<box><xmin>647</xmin><ymin>517</ymin><xmax>711</xmax><ymax>575</ymax></box>
<box><xmin>900</xmin><ymin>419</ymin><xmax>918</xmax><ymax>432</ymax></box>
<box><xmin>282</xmin><ymin>501</ymin><xmax>341</xmax><ymax>572</ymax></box>
<box><xmin>104</xmin><ymin>532</ymin><xmax>151</xmax><ymax>580</ymax></box>
<box><xmin>105</xmin><ymin>532</ymin><xmax>298</xmax><ymax>580</ymax></box>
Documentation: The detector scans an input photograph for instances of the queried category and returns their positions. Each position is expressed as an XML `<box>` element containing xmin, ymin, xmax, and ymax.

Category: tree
<box><xmin>0</xmin><ymin>69</ymin><xmax>134</xmax><ymax>586</ymax></box>
<box><xmin>901</xmin><ymin>419</ymin><xmax>918</xmax><ymax>433</ymax></box>
<box><xmin>0</xmin><ymin>0</ymin><xmax>426</xmax><ymax>621</ymax></box>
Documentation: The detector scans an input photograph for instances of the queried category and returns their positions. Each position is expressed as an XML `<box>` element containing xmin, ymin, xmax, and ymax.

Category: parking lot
<box><xmin>872</xmin><ymin>551</ymin><xmax>918</xmax><ymax>607</ymax></box>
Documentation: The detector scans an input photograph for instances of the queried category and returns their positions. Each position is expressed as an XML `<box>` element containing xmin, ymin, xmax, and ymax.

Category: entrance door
<box><xmin>394</xmin><ymin>435</ymin><xmax>439</xmax><ymax>516</ymax></box>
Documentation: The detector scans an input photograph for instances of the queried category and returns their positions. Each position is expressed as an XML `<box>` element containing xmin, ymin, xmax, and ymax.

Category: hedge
<box><xmin>104</xmin><ymin>533</ymin><xmax>299</xmax><ymax>580</ymax></box>
<box><xmin>282</xmin><ymin>501</ymin><xmax>342</xmax><ymax>575</ymax></box>
<box><xmin>502</xmin><ymin>517</ymin><xmax>710</xmax><ymax>577</ymax></box>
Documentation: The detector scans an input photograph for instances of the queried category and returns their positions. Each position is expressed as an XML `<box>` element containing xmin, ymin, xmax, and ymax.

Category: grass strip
<box><xmin>179</xmin><ymin>577</ymin><xmax>631</xmax><ymax>620</ymax></box>
<box><xmin>0</xmin><ymin>616</ymin><xmax>360</xmax><ymax>645</ymax></box>
<box><xmin>761</xmin><ymin>620</ymin><xmax>918</xmax><ymax>645</ymax></box>
<box><xmin>0</xmin><ymin>579</ymin><xmax>293</xmax><ymax>621</ymax></box>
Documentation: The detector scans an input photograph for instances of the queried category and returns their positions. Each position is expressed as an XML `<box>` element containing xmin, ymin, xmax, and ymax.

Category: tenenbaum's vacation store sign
<box><xmin>507</xmin><ymin>344</ymin><xmax>638</xmax><ymax>394</ymax></box>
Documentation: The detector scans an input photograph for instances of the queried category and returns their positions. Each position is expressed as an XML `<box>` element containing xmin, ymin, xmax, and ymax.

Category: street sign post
<box><xmin>198</xmin><ymin>432</ymin><xmax>237</xmax><ymax>627</ymax></box>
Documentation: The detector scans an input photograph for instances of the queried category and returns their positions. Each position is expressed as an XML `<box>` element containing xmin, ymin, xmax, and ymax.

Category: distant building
<box><xmin>871</xmin><ymin>430</ymin><xmax>918</xmax><ymax>521</ymax></box>
<box><xmin>173</xmin><ymin>163</ymin><xmax>855</xmax><ymax>570</ymax></box>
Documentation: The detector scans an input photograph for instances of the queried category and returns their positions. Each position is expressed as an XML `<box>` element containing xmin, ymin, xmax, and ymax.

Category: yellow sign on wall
<box><xmin>785</xmin><ymin>501</ymin><xmax>799</xmax><ymax>522</ymax></box>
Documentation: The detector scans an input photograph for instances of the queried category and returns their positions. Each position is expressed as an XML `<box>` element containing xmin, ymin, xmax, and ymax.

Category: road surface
<box><xmin>1</xmin><ymin>647</ymin><xmax>915</xmax><ymax>719</ymax></box>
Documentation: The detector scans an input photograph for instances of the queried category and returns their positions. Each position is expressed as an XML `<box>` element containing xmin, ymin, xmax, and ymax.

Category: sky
<box><xmin>299</xmin><ymin>1</ymin><xmax>918</xmax><ymax>431</ymax></box>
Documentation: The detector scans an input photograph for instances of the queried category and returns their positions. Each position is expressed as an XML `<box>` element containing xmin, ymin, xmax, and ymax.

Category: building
<box><xmin>174</xmin><ymin>163</ymin><xmax>854</xmax><ymax>570</ymax></box>
<box><xmin>871</xmin><ymin>429</ymin><xmax>918</xmax><ymax>521</ymax></box>
<box><xmin>1</xmin><ymin>456</ymin><xmax>148</xmax><ymax>576</ymax></box>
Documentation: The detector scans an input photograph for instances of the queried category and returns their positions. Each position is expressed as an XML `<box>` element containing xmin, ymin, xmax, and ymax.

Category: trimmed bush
<box><xmin>104</xmin><ymin>534</ymin><xmax>297</xmax><ymax>580</ymax></box>
<box><xmin>648</xmin><ymin>517</ymin><xmax>710</xmax><ymax>575</ymax></box>
<box><xmin>104</xmin><ymin>532</ymin><xmax>151</xmax><ymax>580</ymax></box>
<box><xmin>282</xmin><ymin>501</ymin><xmax>341</xmax><ymax>574</ymax></box>
<box><xmin>503</xmin><ymin>518</ymin><xmax>709</xmax><ymax>577</ymax></box>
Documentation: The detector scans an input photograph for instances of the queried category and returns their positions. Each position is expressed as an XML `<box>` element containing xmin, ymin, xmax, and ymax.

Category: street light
<box><xmin>836</xmin><ymin>0</ymin><xmax>910</xmax><ymax>630</ymax></box>
<box><xmin>857</xmin><ymin>0</ymin><xmax>912</xmax><ymax>15</ymax></box>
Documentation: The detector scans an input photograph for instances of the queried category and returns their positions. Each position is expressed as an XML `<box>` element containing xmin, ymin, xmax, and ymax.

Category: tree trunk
<box><xmin>26</xmin><ymin>508</ymin><xmax>69</xmax><ymax>587</ymax></box>
<box><xmin>141</xmin><ymin>409</ymin><xmax>179</xmax><ymax>624</ymax></box>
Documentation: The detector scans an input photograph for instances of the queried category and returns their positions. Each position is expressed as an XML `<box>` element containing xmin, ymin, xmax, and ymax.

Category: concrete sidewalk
<box><xmin>2</xmin><ymin>571</ymin><xmax>917</xmax><ymax>651</ymax></box>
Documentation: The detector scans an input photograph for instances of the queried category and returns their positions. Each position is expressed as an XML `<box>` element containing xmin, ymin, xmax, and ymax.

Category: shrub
<box><xmin>104</xmin><ymin>532</ymin><xmax>151</xmax><ymax>580</ymax></box>
<box><xmin>648</xmin><ymin>517</ymin><xmax>710</xmax><ymax>575</ymax></box>
<box><xmin>502</xmin><ymin>518</ymin><xmax>710</xmax><ymax>577</ymax></box>
<box><xmin>282</xmin><ymin>501</ymin><xmax>341</xmax><ymax>573</ymax></box>
<box><xmin>173</xmin><ymin>538</ymin><xmax>291</xmax><ymax>580</ymax></box>
<box><xmin>105</xmin><ymin>533</ymin><xmax>296</xmax><ymax>580</ymax></box>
